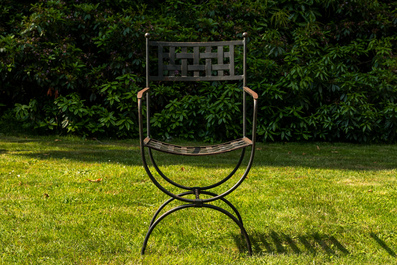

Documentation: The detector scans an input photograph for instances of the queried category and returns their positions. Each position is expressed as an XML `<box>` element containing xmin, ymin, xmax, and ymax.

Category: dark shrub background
<box><xmin>1</xmin><ymin>0</ymin><xmax>396</xmax><ymax>142</ymax></box>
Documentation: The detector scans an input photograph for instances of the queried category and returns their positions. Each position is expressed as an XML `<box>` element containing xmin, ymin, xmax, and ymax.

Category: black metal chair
<box><xmin>138</xmin><ymin>32</ymin><xmax>258</xmax><ymax>255</ymax></box>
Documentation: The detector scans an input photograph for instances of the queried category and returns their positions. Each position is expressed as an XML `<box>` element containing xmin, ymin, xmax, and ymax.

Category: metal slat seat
<box><xmin>144</xmin><ymin>137</ymin><xmax>252</xmax><ymax>156</ymax></box>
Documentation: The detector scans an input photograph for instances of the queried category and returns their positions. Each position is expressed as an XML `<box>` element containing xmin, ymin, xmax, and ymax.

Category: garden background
<box><xmin>1</xmin><ymin>0</ymin><xmax>396</xmax><ymax>142</ymax></box>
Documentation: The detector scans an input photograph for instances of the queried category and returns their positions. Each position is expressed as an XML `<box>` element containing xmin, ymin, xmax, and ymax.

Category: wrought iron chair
<box><xmin>138</xmin><ymin>32</ymin><xmax>258</xmax><ymax>255</ymax></box>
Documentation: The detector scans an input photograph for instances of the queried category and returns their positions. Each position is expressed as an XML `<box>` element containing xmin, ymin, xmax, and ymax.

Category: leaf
<box><xmin>87</xmin><ymin>178</ymin><xmax>102</xmax><ymax>182</ymax></box>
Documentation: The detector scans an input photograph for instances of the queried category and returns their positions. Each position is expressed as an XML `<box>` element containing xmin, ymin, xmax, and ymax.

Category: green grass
<box><xmin>0</xmin><ymin>135</ymin><xmax>396</xmax><ymax>264</ymax></box>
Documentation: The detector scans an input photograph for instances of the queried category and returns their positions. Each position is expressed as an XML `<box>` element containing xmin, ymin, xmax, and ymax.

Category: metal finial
<box><xmin>242</xmin><ymin>32</ymin><xmax>248</xmax><ymax>38</ymax></box>
<box><xmin>145</xmin><ymin>33</ymin><xmax>150</xmax><ymax>38</ymax></box>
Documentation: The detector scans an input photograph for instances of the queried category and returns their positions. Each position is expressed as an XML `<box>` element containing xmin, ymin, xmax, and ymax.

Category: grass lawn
<box><xmin>0</xmin><ymin>135</ymin><xmax>396</xmax><ymax>264</ymax></box>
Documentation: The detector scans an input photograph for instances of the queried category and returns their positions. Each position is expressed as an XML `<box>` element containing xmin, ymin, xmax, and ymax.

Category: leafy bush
<box><xmin>150</xmin><ymin>82</ymin><xmax>243</xmax><ymax>142</ymax></box>
<box><xmin>1</xmin><ymin>0</ymin><xmax>396</xmax><ymax>142</ymax></box>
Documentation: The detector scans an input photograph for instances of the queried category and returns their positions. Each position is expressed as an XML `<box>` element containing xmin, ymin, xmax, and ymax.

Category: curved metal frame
<box><xmin>139</xmin><ymin>136</ymin><xmax>255</xmax><ymax>255</ymax></box>
<box><xmin>138</xmin><ymin>32</ymin><xmax>258</xmax><ymax>256</ymax></box>
<box><xmin>141</xmin><ymin>203</ymin><xmax>252</xmax><ymax>255</ymax></box>
<box><xmin>147</xmin><ymin>191</ymin><xmax>245</xmax><ymax>227</ymax></box>
<box><xmin>148</xmin><ymin>148</ymin><xmax>246</xmax><ymax>191</ymax></box>
<box><xmin>140</xmin><ymin>140</ymin><xmax>255</xmax><ymax>204</ymax></box>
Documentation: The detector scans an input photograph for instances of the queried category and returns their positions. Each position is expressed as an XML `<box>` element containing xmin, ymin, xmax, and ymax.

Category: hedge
<box><xmin>1</xmin><ymin>0</ymin><xmax>396</xmax><ymax>142</ymax></box>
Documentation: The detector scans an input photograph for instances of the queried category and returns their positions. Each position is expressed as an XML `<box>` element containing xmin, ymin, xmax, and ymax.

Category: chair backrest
<box><xmin>145</xmin><ymin>33</ymin><xmax>247</xmax><ymax>87</ymax></box>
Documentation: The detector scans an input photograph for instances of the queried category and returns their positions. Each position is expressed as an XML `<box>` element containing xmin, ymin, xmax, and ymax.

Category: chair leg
<box><xmin>140</xmin><ymin>146</ymin><xmax>255</xmax><ymax>256</ymax></box>
<box><xmin>141</xmin><ymin>203</ymin><xmax>252</xmax><ymax>256</ymax></box>
<box><xmin>148</xmin><ymin>191</ymin><xmax>244</xmax><ymax>229</ymax></box>
<box><xmin>200</xmin><ymin>191</ymin><xmax>245</xmax><ymax>227</ymax></box>
<box><xmin>148</xmin><ymin>191</ymin><xmax>194</xmax><ymax>227</ymax></box>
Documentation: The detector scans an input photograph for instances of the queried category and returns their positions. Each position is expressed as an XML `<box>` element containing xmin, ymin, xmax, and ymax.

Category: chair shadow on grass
<box><xmin>370</xmin><ymin>233</ymin><xmax>397</xmax><ymax>257</ymax></box>
<box><xmin>234</xmin><ymin>231</ymin><xmax>397</xmax><ymax>257</ymax></box>
<box><xmin>233</xmin><ymin>231</ymin><xmax>350</xmax><ymax>256</ymax></box>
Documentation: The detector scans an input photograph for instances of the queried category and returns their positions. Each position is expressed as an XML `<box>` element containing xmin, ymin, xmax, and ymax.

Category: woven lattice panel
<box><xmin>149</xmin><ymin>41</ymin><xmax>244</xmax><ymax>81</ymax></box>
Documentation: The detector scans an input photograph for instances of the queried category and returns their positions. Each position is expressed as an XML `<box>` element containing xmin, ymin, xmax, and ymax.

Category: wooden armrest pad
<box><xmin>243</xmin><ymin>87</ymin><xmax>258</xmax><ymax>100</ymax></box>
<box><xmin>137</xmin><ymin>87</ymin><xmax>150</xmax><ymax>99</ymax></box>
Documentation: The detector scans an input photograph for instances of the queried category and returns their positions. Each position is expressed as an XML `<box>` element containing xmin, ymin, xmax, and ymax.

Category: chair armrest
<box><xmin>243</xmin><ymin>87</ymin><xmax>258</xmax><ymax>145</ymax></box>
<box><xmin>138</xmin><ymin>87</ymin><xmax>150</xmax><ymax>143</ymax></box>
<box><xmin>243</xmin><ymin>87</ymin><xmax>258</xmax><ymax>100</ymax></box>
<box><xmin>137</xmin><ymin>87</ymin><xmax>150</xmax><ymax>99</ymax></box>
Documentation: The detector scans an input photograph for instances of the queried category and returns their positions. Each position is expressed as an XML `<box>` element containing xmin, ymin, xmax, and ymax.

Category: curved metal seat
<box><xmin>144</xmin><ymin>137</ymin><xmax>252</xmax><ymax>156</ymax></box>
<box><xmin>138</xmin><ymin>32</ymin><xmax>257</xmax><ymax>256</ymax></box>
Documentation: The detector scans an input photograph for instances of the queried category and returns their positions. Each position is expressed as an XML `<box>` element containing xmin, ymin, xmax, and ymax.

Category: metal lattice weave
<box><xmin>149</xmin><ymin>41</ymin><xmax>244</xmax><ymax>81</ymax></box>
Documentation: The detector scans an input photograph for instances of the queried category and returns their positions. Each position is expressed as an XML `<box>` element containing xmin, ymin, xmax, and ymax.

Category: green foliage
<box><xmin>1</xmin><ymin>0</ymin><xmax>397</xmax><ymax>142</ymax></box>
<box><xmin>150</xmin><ymin>82</ymin><xmax>242</xmax><ymax>142</ymax></box>
<box><xmin>248</xmin><ymin>0</ymin><xmax>397</xmax><ymax>142</ymax></box>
